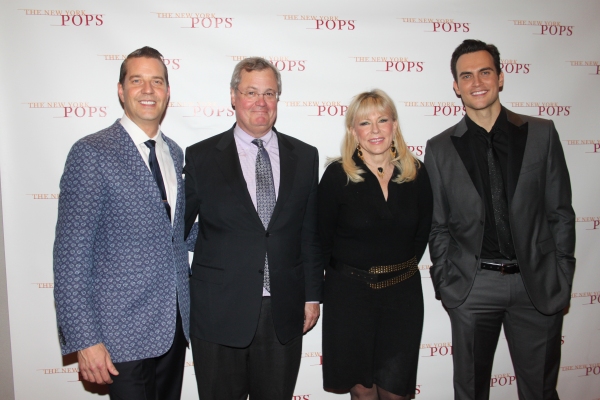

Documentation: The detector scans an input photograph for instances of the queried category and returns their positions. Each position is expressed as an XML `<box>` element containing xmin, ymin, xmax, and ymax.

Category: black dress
<box><xmin>318</xmin><ymin>154</ymin><xmax>433</xmax><ymax>396</ymax></box>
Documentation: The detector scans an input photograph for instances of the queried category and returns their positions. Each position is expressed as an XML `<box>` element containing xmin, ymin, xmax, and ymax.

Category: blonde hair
<box><xmin>336</xmin><ymin>89</ymin><xmax>418</xmax><ymax>184</ymax></box>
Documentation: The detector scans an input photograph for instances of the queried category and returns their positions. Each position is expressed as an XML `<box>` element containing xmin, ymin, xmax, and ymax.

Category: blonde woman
<box><xmin>318</xmin><ymin>89</ymin><xmax>432</xmax><ymax>400</ymax></box>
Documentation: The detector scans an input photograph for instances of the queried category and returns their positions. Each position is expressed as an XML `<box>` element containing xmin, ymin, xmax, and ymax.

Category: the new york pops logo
<box><xmin>501</xmin><ymin>59</ymin><xmax>530</xmax><ymax>74</ymax></box>
<box><xmin>506</xmin><ymin>102</ymin><xmax>571</xmax><ymax>117</ymax></box>
<box><xmin>509</xmin><ymin>19</ymin><xmax>573</xmax><ymax>36</ymax></box>
<box><xmin>279</xmin><ymin>14</ymin><xmax>355</xmax><ymax>31</ymax></box>
<box><xmin>490</xmin><ymin>373</ymin><xmax>517</xmax><ymax>388</ymax></box>
<box><xmin>400</xmin><ymin>17</ymin><xmax>470</xmax><ymax>33</ymax></box>
<box><xmin>99</xmin><ymin>54</ymin><xmax>181</xmax><ymax>70</ymax></box>
<box><xmin>351</xmin><ymin>57</ymin><xmax>424</xmax><ymax>73</ymax></box>
<box><xmin>230</xmin><ymin>56</ymin><xmax>306</xmax><ymax>72</ymax></box>
<box><xmin>24</xmin><ymin>102</ymin><xmax>107</xmax><ymax>118</ymax></box>
<box><xmin>403</xmin><ymin>101</ymin><xmax>465</xmax><ymax>117</ymax></box>
<box><xmin>420</xmin><ymin>342</ymin><xmax>453</xmax><ymax>358</ymax></box>
<box><xmin>152</xmin><ymin>12</ymin><xmax>233</xmax><ymax>29</ymax></box>
<box><xmin>301</xmin><ymin>351</ymin><xmax>322</xmax><ymax>366</ymax></box>
<box><xmin>561</xmin><ymin>362</ymin><xmax>600</xmax><ymax>378</ymax></box>
<box><xmin>20</xmin><ymin>9</ymin><xmax>103</xmax><ymax>26</ymax></box>
<box><xmin>566</xmin><ymin>60</ymin><xmax>600</xmax><ymax>76</ymax></box>
<box><xmin>564</xmin><ymin>140</ymin><xmax>600</xmax><ymax>155</ymax></box>
<box><xmin>571</xmin><ymin>291</ymin><xmax>600</xmax><ymax>306</ymax></box>
<box><xmin>283</xmin><ymin>100</ymin><xmax>347</xmax><ymax>117</ymax></box>
<box><xmin>38</xmin><ymin>366</ymin><xmax>81</xmax><ymax>382</ymax></box>
<box><xmin>575</xmin><ymin>216</ymin><xmax>600</xmax><ymax>230</ymax></box>
<box><xmin>169</xmin><ymin>101</ymin><xmax>234</xmax><ymax>118</ymax></box>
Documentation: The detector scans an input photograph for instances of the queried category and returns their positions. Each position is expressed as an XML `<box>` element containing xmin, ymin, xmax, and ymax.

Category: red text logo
<box><xmin>280</xmin><ymin>15</ymin><xmax>355</xmax><ymax>30</ymax></box>
<box><xmin>501</xmin><ymin>59</ymin><xmax>530</xmax><ymax>74</ymax></box>
<box><xmin>403</xmin><ymin>101</ymin><xmax>465</xmax><ymax>117</ymax></box>
<box><xmin>490</xmin><ymin>373</ymin><xmax>516</xmax><ymax>387</ymax></box>
<box><xmin>420</xmin><ymin>342</ymin><xmax>453</xmax><ymax>357</ymax></box>
<box><xmin>20</xmin><ymin>9</ymin><xmax>103</xmax><ymax>26</ymax></box>
<box><xmin>352</xmin><ymin>57</ymin><xmax>424</xmax><ymax>73</ymax></box>
<box><xmin>24</xmin><ymin>102</ymin><xmax>107</xmax><ymax>118</ymax></box>
<box><xmin>507</xmin><ymin>102</ymin><xmax>571</xmax><ymax>117</ymax></box>
<box><xmin>401</xmin><ymin>17</ymin><xmax>469</xmax><ymax>33</ymax></box>
<box><xmin>510</xmin><ymin>20</ymin><xmax>573</xmax><ymax>36</ymax></box>
<box><xmin>169</xmin><ymin>102</ymin><xmax>234</xmax><ymax>118</ymax></box>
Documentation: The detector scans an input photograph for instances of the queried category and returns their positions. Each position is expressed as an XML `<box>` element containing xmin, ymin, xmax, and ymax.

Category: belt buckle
<box><xmin>499</xmin><ymin>264</ymin><xmax>507</xmax><ymax>275</ymax></box>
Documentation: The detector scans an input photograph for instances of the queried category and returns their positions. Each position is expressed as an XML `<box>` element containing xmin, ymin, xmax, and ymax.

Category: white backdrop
<box><xmin>1</xmin><ymin>0</ymin><xmax>599</xmax><ymax>399</ymax></box>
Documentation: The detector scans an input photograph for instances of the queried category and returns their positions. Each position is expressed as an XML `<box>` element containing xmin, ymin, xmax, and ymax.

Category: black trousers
<box><xmin>448</xmin><ymin>267</ymin><xmax>563</xmax><ymax>400</ymax></box>
<box><xmin>109</xmin><ymin>310</ymin><xmax>188</xmax><ymax>400</ymax></box>
<box><xmin>192</xmin><ymin>297</ymin><xmax>303</xmax><ymax>400</ymax></box>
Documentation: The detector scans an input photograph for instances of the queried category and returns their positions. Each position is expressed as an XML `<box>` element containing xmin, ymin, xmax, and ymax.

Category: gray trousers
<box><xmin>447</xmin><ymin>266</ymin><xmax>563</xmax><ymax>400</ymax></box>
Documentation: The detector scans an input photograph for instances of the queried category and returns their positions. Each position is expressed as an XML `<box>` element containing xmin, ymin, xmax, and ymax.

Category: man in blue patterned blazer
<box><xmin>53</xmin><ymin>47</ymin><xmax>196</xmax><ymax>400</ymax></box>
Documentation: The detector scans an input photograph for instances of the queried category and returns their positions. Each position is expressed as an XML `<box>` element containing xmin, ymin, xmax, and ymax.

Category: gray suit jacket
<box><xmin>424</xmin><ymin>109</ymin><xmax>575</xmax><ymax>315</ymax></box>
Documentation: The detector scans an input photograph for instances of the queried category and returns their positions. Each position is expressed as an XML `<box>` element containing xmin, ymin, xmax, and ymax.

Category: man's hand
<box><xmin>303</xmin><ymin>302</ymin><xmax>320</xmax><ymax>333</ymax></box>
<box><xmin>77</xmin><ymin>343</ymin><xmax>119</xmax><ymax>384</ymax></box>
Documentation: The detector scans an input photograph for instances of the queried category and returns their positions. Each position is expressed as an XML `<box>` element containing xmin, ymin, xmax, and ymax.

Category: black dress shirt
<box><xmin>465</xmin><ymin>109</ymin><xmax>516</xmax><ymax>260</ymax></box>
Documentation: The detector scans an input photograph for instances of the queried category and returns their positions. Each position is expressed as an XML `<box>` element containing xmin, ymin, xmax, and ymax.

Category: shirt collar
<box><xmin>233</xmin><ymin>124</ymin><xmax>275</xmax><ymax>149</ymax></box>
<box><xmin>120</xmin><ymin>114</ymin><xmax>163</xmax><ymax>146</ymax></box>
<box><xmin>465</xmin><ymin>107</ymin><xmax>508</xmax><ymax>137</ymax></box>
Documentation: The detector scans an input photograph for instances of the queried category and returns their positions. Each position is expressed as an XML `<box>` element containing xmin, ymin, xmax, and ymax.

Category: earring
<box><xmin>357</xmin><ymin>143</ymin><xmax>364</xmax><ymax>161</ymax></box>
<box><xmin>390</xmin><ymin>141</ymin><xmax>398</xmax><ymax>159</ymax></box>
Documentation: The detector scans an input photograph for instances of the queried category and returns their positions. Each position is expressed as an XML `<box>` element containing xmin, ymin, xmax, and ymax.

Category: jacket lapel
<box><xmin>505</xmin><ymin>109</ymin><xmax>528</xmax><ymax>205</ymax></box>
<box><xmin>450</xmin><ymin>118</ymin><xmax>483</xmax><ymax>198</ymax></box>
<box><xmin>164</xmin><ymin>134</ymin><xmax>183</xmax><ymax>232</ymax></box>
<box><xmin>269</xmin><ymin>129</ymin><xmax>297</xmax><ymax>228</ymax></box>
<box><xmin>214</xmin><ymin>128</ymin><xmax>264</xmax><ymax>226</ymax></box>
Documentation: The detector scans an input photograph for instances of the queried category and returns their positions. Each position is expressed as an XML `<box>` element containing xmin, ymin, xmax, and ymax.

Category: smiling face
<box><xmin>230</xmin><ymin>69</ymin><xmax>278</xmax><ymax>138</ymax></box>
<box><xmin>118</xmin><ymin>57</ymin><xmax>170</xmax><ymax>137</ymax></box>
<box><xmin>352</xmin><ymin>108</ymin><xmax>397</xmax><ymax>162</ymax></box>
<box><xmin>453</xmin><ymin>50</ymin><xmax>504</xmax><ymax>117</ymax></box>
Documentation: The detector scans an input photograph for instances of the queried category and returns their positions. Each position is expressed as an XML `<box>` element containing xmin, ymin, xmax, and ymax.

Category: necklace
<box><xmin>363</xmin><ymin>160</ymin><xmax>387</xmax><ymax>179</ymax></box>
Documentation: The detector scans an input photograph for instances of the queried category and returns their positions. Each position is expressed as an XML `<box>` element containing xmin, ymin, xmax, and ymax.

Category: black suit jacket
<box><xmin>425</xmin><ymin>109</ymin><xmax>575</xmax><ymax>315</ymax></box>
<box><xmin>184</xmin><ymin>125</ymin><xmax>323</xmax><ymax>347</ymax></box>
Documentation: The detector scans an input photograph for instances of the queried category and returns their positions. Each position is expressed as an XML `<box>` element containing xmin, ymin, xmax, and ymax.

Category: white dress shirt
<box><xmin>120</xmin><ymin>114</ymin><xmax>177</xmax><ymax>224</ymax></box>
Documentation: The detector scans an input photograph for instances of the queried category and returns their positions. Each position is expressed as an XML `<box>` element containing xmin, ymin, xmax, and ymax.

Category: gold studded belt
<box><xmin>330</xmin><ymin>256</ymin><xmax>418</xmax><ymax>289</ymax></box>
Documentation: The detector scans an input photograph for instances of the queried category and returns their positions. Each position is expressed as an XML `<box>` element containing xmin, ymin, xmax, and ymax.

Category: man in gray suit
<box><xmin>424</xmin><ymin>39</ymin><xmax>575</xmax><ymax>400</ymax></box>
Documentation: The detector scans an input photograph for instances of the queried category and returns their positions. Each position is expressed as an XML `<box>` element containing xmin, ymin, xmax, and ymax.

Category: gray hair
<box><xmin>230</xmin><ymin>57</ymin><xmax>282</xmax><ymax>95</ymax></box>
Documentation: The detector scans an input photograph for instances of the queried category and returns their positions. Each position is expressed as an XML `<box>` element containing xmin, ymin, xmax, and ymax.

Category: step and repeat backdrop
<box><xmin>0</xmin><ymin>0</ymin><xmax>599</xmax><ymax>398</ymax></box>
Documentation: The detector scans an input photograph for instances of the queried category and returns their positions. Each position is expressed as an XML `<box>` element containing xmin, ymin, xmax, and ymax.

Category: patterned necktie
<box><xmin>253</xmin><ymin>139</ymin><xmax>276</xmax><ymax>292</ymax></box>
<box><xmin>486</xmin><ymin>133</ymin><xmax>515</xmax><ymax>259</ymax></box>
<box><xmin>144</xmin><ymin>140</ymin><xmax>171</xmax><ymax>221</ymax></box>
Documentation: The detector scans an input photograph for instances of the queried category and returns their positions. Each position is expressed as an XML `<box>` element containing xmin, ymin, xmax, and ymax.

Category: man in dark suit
<box><xmin>424</xmin><ymin>39</ymin><xmax>575</xmax><ymax>400</ymax></box>
<box><xmin>54</xmin><ymin>47</ymin><xmax>195</xmax><ymax>400</ymax></box>
<box><xmin>184</xmin><ymin>57</ymin><xmax>323</xmax><ymax>399</ymax></box>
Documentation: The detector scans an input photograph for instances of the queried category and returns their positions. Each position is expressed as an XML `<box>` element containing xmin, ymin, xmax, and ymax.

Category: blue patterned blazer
<box><xmin>53</xmin><ymin>120</ymin><xmax>195</xmax><ymax>363</ymax></box>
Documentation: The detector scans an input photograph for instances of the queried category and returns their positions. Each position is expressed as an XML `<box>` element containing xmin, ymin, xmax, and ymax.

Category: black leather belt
<box><xmin>480</xmin><ymin>261</ymin><xmax>520</xmax><ymax>275</ymax></box>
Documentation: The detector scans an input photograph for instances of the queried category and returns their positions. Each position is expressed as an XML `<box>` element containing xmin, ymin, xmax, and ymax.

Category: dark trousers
<box><xmin>109</xmin><ymin>311</ymin><xmax>188</xmax><ymax>400</ymax></box>
<box><xmin>448</xmin><ymin>267</ymin><xmax>563</xmax><ymax>400</ymax></box>
<box><xmin>192</xmin><ymin>297</ymin><xmax>303</xmax><ymax>400</ymax></box>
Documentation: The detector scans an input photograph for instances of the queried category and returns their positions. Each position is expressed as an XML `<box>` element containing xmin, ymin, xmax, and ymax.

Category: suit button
<box><xmin>265</xmin><ymin>232</ymin><xmax>270</xmax><ymax>237</ymax></box>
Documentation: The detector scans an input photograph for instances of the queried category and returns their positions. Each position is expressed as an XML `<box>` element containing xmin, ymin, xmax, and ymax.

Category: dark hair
<box><xmin>119</xmin><ymin>46</ymin><xmax>169</xmax><ymax>86</ymax></box>
<box><xmin>450</xmin><ymin>39</ymin><xmax>501</xmax><ymax>82</ymax></box>
<box><xmin>230</xmin><ymin>57</ymin><xmax>282</xmax><ymax>95</ymax></box>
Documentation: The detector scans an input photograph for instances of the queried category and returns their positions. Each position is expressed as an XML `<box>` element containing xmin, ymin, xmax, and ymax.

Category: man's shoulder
<box><xmin>427</xmin><ymin>119</ymin><xmax>463</xmax><ymax>146</ymax></box>
<box><xmin>186</xmin><ymin>127</ymin><xmax>234</xmax><ymax>155</ymax></box>
<box><xmin>505</xmin><ymin>108</ymin><xmax>553</xmax><ymax>130</ymax></box>
<box><xmin>276</xmin><ymin>130</ymin><xmax>317</xmax><ymax>154</ymax></box>
<box><xmin>70</xmin><ymin>120</ymin><xmax>125</xmax><ymax>153</ymax></box>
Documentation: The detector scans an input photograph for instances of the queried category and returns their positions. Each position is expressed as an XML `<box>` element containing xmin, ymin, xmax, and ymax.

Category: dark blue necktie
<box><xmin>144</xmin><ymin>140</ymin><xmax>171</xmax><ymax>221</ymax></box>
